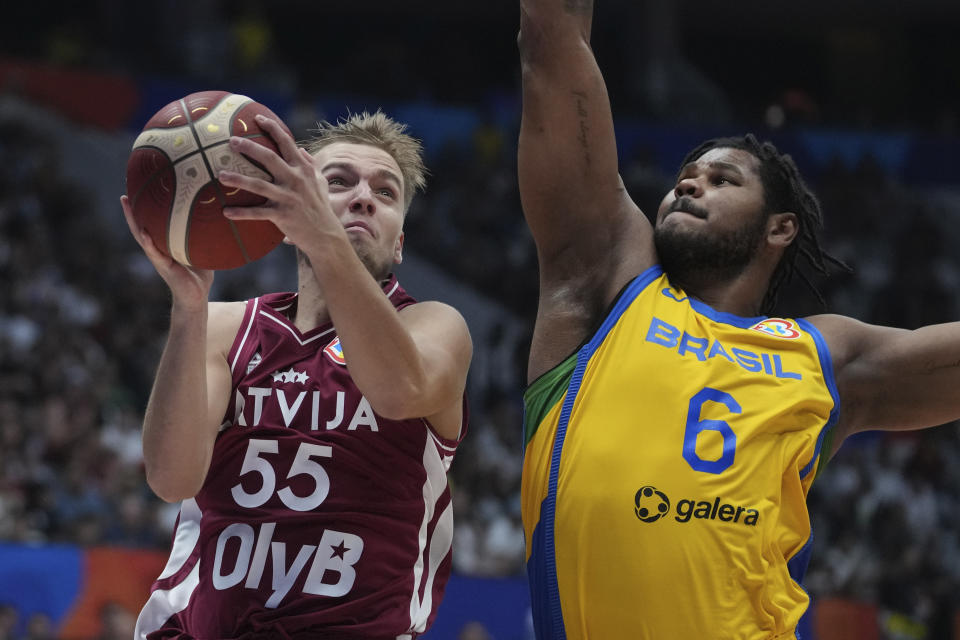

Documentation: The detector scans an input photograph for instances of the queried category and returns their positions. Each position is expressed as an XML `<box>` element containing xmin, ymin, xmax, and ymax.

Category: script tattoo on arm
<box><xmin>573</xmin><ymin>90</ymin><xmax>591</xmax><ymax>167</ymax></box>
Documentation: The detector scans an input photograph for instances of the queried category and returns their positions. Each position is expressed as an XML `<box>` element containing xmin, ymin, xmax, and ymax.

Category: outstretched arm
<box><xmin>519</xmin><ymin>0</ymin><xmax>655</xmax><ymax>381</ymax></box>
<box><xmin>812</xmin><ymin>313</ymin><xmax>960</xmax><ymax>452</ymax></box>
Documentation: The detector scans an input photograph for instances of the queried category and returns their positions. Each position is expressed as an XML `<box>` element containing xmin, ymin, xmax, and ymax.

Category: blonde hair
<box><xmin>304</xmin><ymin>111</ymin><xmax>427</xmax><ymax>211</ymax></box>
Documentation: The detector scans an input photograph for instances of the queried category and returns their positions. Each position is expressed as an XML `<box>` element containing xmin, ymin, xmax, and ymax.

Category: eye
<box><xmin>377</xmin><ymin>188</ymin><xmax>396</xmax><ymax>199</ymax></box>
<box><xmin>713</xmin><ymin>175</ymin><xmax>736</xmax><ymax>186</ymax></box>
<box><xmin>328</xmin><ymin>177</ymin><xmax>346</xmax><ymax>186</ymax></box>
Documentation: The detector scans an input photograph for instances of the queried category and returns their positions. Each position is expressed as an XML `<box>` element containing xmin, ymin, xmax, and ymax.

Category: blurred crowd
<box><xmin>2</xmin><ymin>88</ymin><xmax>960</xmax><ymax>639</ymax></box>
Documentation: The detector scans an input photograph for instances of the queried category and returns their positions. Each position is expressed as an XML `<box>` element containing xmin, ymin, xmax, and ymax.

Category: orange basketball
<box><xmin>125</xmin><ymin>90</ymin><xmax>288</xmax><ymax>270</ymax></box>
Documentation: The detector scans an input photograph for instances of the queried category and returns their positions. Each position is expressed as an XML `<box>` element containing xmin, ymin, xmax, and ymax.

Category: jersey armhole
<box><xmin>795</xmin><ymin>317</ymin><xmax>841</xmax><ymax>482</ymax></box>
<box><xmin>422</xmin><ymin>394</ymin><xmax>470</xmax><ymax>453</ymax></box>
<box><xmin>525</xmin><ymin>264</ymin><xmax>665</xmax><ymax>391</ymax></box>
<box><xmin>227</xmin><ymin>298</ymin><xmax>260</xmax><ymax>378</ymax></box>
<box><xmin>812</xmin><ymin>427</ymin><xmax>838</xmax><ymax>480</ymax></box>
<box><xmin>523</xmin><ymin>353</ymin><xmax>577</xmax><ymax>449</ymax></box>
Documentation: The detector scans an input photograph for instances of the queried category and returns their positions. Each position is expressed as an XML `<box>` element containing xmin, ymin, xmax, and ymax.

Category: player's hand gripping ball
<box><xmin>126</xmin><ymin>91</ymin><xmax>289</xmax><ymax>270</ymax></box>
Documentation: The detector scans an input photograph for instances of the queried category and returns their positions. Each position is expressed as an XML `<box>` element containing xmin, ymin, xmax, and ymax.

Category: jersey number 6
<box><xmin>682</xmin><ymin>387</ymin><xmax>740</xmax><ymax>474</ymax></box>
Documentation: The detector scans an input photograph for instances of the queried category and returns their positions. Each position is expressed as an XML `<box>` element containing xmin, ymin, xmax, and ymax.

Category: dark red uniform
<box><xmin>135</xmin><ymin>277</ymin><xmax>467</xmax><ymax>640</ymax></box>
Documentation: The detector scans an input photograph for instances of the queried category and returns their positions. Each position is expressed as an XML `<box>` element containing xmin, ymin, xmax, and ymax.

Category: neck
<box><xmin>671</xmin><ymin>264</ymin><xmax>771</xmax><ymax>317</ymax></box>
<box><xmin>291</xmin><ymin>260</ymin><xmax>392</xmax><ymax>332</ymax></box>
<box><xmin>292</xmin><ymin>274</ymin><xmax>330</xmax><ymax>333</ymax></box>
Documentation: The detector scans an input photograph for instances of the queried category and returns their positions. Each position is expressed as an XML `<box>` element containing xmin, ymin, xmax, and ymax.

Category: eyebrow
<box><xmin>680</xmin><ymin>160</ymin><xmax>747</xmax><ymax>179</ymax></box>
<box><xmin>709</xmin><ymin>161</ymin><xmax>746</xmax><ymax>178</ymax></box>
<box><xmin>321</xmin><ymin>162</ymin><xmax>402</xmax><ymax>189</ymax></box>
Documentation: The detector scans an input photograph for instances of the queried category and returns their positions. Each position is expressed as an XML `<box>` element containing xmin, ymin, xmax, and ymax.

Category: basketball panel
<box><xmin>129</xmin><ymin>164</ymin><xmax>177</xmax><ymax>260</ymax></box>
<box><xmin>126</xmin><ymin>147</ymin><xmax>171</xmax><ymax>205</ymax></box>
<box><xmin>126</xmin><ymin>90</ymin><xmax>289</xmax><ymax>270</ymax></box>
<box><xmin>185</xmin><ymin>183</ymin><xmax>249</xmax><ymax>270</ymax></box>
<box><xmin>235</xmin><ymin>220</ymin><xmax>287</xmax><ymax>264</ymax></box>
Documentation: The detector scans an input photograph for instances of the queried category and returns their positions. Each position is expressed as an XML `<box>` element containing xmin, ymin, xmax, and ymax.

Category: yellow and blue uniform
<box><xmin>522</xmin><ymin>265</ymin><xmax>839</xmax><ymax>640</ymax></box>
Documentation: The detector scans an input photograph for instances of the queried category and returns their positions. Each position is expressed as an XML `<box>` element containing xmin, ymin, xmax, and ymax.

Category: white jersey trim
<box><xmin>230</xmin><ymin>298</ymin><xmax>260</xmax><ymax>374</ymax></box>
<box><xmin>415</xmin><ymin>501</ymin><xmax>453</xmax><ymax>631</ymax></box>
<box><xmin>136</xmin><ymin>499</ymin><xmax>202</xmax><ymax>638</ymax></box>
<box><xmin>259</xmin><ymin>310</ymin><xmax>335</xmax><ymax>346</ymax></box>
<box><xmin>384</xmin><ymin>279</ymin><xmax>401</xmax><ymax>299</ymax></box>
<box><xmin>426</xmin><ymin>424</ymin><xmax>459</xmax><ymax>455</ymax></box>
<box><xmin>134</xmin><ymin>561</ymin><xmax>200</xmax><ymax>640</ymax></box>
<box><xmin>406</xmin><ymin>428</ymin><xmax>454</xmax><ymax>633</ymax></box>
<box><xmin>157</xmin><ymin>499</ymin><xmax>202</xmax><ymax>579</ymax></box>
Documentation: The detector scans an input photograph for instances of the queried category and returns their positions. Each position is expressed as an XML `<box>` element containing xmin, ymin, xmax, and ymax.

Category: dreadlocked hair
<box><xmin>680</xmin><ymin>134</ymin><xmax>850</xmax><ymax>315</ymax></box>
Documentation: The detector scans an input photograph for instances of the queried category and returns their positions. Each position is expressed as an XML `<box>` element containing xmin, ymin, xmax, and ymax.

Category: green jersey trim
<box><xmin>523</xmin><ymin>352</ymin><xmax>577</xmax><ymax>448</ymax></box>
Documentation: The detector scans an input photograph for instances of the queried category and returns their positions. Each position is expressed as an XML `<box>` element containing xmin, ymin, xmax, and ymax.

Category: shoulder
<box><xmin>803</xmin><ymin>313</ymin><xmax>864</xmax><ymax>370</ymax></box>
<box><xmin>208</xmin><ymin>300</ymin><xmax>248</xmax><ymax>356</ymax></box>
<box><xmin>526</xmin><ymin>261</ymin><xmax>662</xmax><ymax>383</ymax></box>
<box><xmin>399</xmin><ymin>301</ymin><xmax>471</xmax><ymax>338</ymax></box>
<box><xmin>542</xmin><ymin>201</ymin><xmax>654</xmax><ymax>300</ymax></box>
<box><xmin>804</xmin><ymin>313</ymin><xmax>913</xmax><ymax>378</ymax></box>
<box><xmin>209</xmin><ymin>300</ymin><xmax>247</xmax><ymax>328</ymax></box>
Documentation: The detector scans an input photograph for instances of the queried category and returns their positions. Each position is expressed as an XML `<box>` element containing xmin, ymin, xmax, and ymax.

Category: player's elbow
<box><xmin>518</xmin><ymin>17</ymin><xmax>547</xmax><ymax>72</ymax></box>
<box><xmin>145</xmin><ymin>466</ymin><xmax>203</xmax><ymax>503</ymax></box>
<box><xmin>367</xmin><ymin>361</ymin><xmax>464</xmax><ymax>421</ymax></box>
<box><xmin>366</xmin><ymin>380</ymin><xmax>431</xmax><ymax>421</ymax></box>
<box><xmin>518</xmin><ymin>5</ymin><xmax>589</xmax><ymax>71</ymax></box>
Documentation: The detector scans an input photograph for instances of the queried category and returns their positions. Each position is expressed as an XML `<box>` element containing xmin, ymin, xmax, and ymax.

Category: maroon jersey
<box><xmin>136</xmin><ymin>276</ymin><xmax>467</xmax><ymax>640</ymax></box>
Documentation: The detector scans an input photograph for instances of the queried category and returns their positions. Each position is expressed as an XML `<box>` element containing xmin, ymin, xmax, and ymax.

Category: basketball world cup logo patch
<box><xmin>634</xmin><ymin>486</ymin><xmax>671</xmax><ymax>523</ymax></box>
<box><xmin>749</xmin><ymin>319</ymin><xmax>802</xmax><ymax>340</ymax></box>
<box><xmin>324</xmin><ymin>338</ymin><xmax>347</xmax><ymax>366</ymax></box>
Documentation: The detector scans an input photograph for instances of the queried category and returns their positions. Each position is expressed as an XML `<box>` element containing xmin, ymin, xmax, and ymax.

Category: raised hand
<box><xmin>120</xmin><ymin>194</ymin><xmax>214</xmax><ymax>310</ymax></box>
<box><xmin>219</xmin><ymin>115</ymin><xmax>342</xmax><ymax>256</ymax></box>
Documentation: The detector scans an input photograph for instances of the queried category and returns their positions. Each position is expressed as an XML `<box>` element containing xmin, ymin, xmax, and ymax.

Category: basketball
<box><xmin>125</xmin><ymin>90</ymin><xmax>289</xmax><ymax>270</ymax></box>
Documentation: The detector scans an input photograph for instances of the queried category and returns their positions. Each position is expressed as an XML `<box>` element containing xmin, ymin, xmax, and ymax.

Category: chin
<box><xmin>355</xmin><ymin>250</ymin><xmax>392</xmax><ymax>281</ymax></box>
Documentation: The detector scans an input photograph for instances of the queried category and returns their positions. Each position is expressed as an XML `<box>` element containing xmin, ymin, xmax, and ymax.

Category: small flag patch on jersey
<box><xmin>750</xmin><ymin>319</ymin><xmax>802</xmax><ymax>339</ymax></box>
<box><xmin>324</xmin><ymin>337</ymin><xmax>346</xmax><ymax>365</ymax></box>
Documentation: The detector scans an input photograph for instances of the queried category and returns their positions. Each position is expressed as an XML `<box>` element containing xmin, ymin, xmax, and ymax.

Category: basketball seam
<box><xmin>130</xmin><ymin>144</ymin><xmax>210</xmax><ymax>265</ymax></box>
<box><xmin>193</xmin><ymin>95</ymin><xmax>257</xmax><ymax>266</ymax></box>
<box><xmin>182</xmin><ymin>94</ymin><xmax>240</xmax><ymax>267</ymax></box>
<box><xmin>222</xmin><ymin>103</ymin><xmax>269</xmax><ymax>265</ymax></box>
<box><xmin>127</xmin><ymin>146</ymin><xmax>204</xmax><ymax>206</ymax></box>
<box><xmin>132</xmin><ymin>93</ymin><xmax>279</xmax><ymax>269</ymax></box>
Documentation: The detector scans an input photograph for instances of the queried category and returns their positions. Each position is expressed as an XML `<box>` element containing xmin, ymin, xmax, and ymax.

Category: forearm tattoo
<box><xmin>573</xmin><ymin>90</ymin><xmax>591</xmax><ymax>167</ymax></box>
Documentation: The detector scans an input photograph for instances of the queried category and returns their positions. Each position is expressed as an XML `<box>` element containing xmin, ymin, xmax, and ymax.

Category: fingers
<box><xmin>226</xmin><ymin>135</ymin><xmax>290</xmax><ymax>182</ymax></box>
<box><xmin>255</xmin><ymin>114</ymin><xmax>302</xmax><ymax>163</ymax></box>
<box><xmin>120</xmin><ymin>195</ymin><xmax>154</xmax><ymax>251</ymax></box>
<box><xmin>223</xmin><ymin>110</ymin><xmax>313</xmax><ymax>176</ymax></box>
<box><xmin>121</xmin><ymin>196</ymin><xmax>216</xmax><ymax>299</ymax></box>
<box><xmin>228</xmin><ymin>115</ymin><xmax>305</xmax><ymax>177</ymax></box>
<box><xmin>120</xmin><ymin>195</ymin><xmax>139</xmax><ymax>239</ymax></box>
<box><xmin>218</xmin><ymin>169</ymin><xmax>288</xmax><ymax>217</ymax></box>
<box><xmin>120</xmin><ymin>195</ymin><xmax>176</xmax><ymax>267</ymax></box>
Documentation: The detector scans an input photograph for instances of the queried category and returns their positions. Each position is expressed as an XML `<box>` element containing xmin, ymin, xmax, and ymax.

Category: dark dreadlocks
<box><xmin>679</xmin><ymin>134</ymin><xmax>850</xmax><ymax>315</ymax></box>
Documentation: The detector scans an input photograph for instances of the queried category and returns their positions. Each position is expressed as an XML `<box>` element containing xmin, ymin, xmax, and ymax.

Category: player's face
<box><xmin>653</xmin><ymin>148</ymin><xmax>770</xmax><ymax>284</ymax></box>
<box><xmin>314</xmin><ymin>142</ymin><xmax>406</xmax><ymax>280</ymax></box>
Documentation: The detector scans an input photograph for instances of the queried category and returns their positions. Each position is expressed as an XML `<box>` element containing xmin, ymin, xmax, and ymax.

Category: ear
<box><xmin>767</xmin><ymin>212</ymin><xmax>798</xmax><ymax>248</ymax></box>
<box><xmin>393</xmin><ymin>231</ymin><xmax>405</xmax><ymax>264</ymax></box>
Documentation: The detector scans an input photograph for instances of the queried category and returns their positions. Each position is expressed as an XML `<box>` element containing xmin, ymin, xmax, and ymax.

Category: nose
<box><xmin>674</xmin><ymin>177</ymin><xmax>701</xmax><ymax>198</ymax></box>
<box><xmin>348</xmin><ymin>184</ymin><xmax>376</xmax><ymax>215</ymax></box>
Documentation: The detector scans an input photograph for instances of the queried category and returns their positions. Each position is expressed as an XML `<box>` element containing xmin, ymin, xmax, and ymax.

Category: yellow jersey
<box><xmin>522</xmin><ymin>266</ymin><xmax>839</xmax><ymax>640</ymax></box>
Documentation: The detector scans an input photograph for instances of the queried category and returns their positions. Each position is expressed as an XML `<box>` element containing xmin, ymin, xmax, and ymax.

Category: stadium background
<box><xmin>1</xmin><ymin>1</ymin><xmax>959</xmax><ymax>638</ymax></box>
